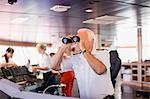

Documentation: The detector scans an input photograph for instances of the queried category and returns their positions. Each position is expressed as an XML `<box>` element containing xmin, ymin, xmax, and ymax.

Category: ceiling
<box><xmin>0</xmin><ymin>0</ymin><xmax>150</xmax><ymax>44</ymax></box>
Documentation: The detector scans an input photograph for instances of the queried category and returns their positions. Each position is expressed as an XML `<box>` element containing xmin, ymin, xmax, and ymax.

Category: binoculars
<box><xmin>62</xmin><ymin>36</ymin><xmax>80</xmax><ymax>44</ymax></box>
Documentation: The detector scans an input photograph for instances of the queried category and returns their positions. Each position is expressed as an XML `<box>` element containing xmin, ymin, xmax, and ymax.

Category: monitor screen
<box><xmin>0</xmin><ymin>69</ymin><xmax>4</xmax><ymax>78</ymax></box>
<box><xmin>11</xmin><ymin>67</ymin><xmax>22</xmax><ymax>76</ymax></box>
<box><xmin>20</xmin><ymin>66</ymin><xmax>28</xmax><ymax>75</ymax></box>
<box><xmin>2</xmin><ymin>68</ymin><xmax>13</xmax><ymax>79</ymax></box>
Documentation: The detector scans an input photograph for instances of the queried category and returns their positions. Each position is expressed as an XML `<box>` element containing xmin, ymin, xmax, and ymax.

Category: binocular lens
<box><xmin>62</xmin><ymin>38</ymin><xmax>67</xmax><ymax>44</ymax></box>
<box><xmin>62</xmin><ymin>36</ymin><xmax>80</xmax><ymax>44</ymax></box>
<box><xmin>72</xmin><ymin>36</ymin><xmax>80</xmax><ymax>42</ymax></box>
<box><xmin>62</xmin><ymin>38</ymin><xmax>72</xmax><ymax>44</ymax></box>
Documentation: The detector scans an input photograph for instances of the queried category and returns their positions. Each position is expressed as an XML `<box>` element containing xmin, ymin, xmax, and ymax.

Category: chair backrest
<box><xmin>109</xmin><ymin>50</ymin><xmax>121</xmax><ymax>87</ymax></box>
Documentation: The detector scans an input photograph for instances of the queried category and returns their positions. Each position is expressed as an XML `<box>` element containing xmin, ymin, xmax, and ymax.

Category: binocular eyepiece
<box><xmin>62</xmin><ymin>36</ymin><xmax>80</xmax><ymax>44</ymax></box>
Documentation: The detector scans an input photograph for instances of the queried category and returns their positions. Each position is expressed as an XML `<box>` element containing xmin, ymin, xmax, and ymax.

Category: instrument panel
<box><xmin>0</xmin><ymin>66</ymin><xmax>42</xmax><ymax>90</ymax></box>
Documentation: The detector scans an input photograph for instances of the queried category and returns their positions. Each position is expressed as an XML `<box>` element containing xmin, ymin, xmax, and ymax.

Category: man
<box><xmin>51</xmin><ymin>28</ymin><xmax>114</xmax><ymax>99</ymax></box>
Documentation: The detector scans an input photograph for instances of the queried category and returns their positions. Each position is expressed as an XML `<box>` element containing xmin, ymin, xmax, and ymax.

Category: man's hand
<box><xmin>32</xmin><ymin>67</ymin><xmax>38</xmax><ymax>72</ymax></box>
<box><xmin>7</xmin><ymin>63</ymin><xmax>18</xmax><ymax>67</ymax></box>
<box><xmin>12</xmin><ymin>63</ymin><xmax>18</xmax><ymax>67</ymax></box>
<box><xmin>52</xmin><ymin>70</ymin><xmax>60</xmax><ymax>74</ymax></box>
<box><xmin>60</xmin><ymin>43</ymin><xmax>72</xmax><ymax>51</ymax></box>
<box><xmin>78</xmin><ymin>40</ymin><xmax>90</xmax><ymax>52</ymax></box>
<box><xmin>79</xmin><ymin>40</ymin><xmax>86</xmax><ymax>52</ymax></box>
<box><xmin>79</xmin><ymin>39</ymin><xmax>94</xmax><ymax>52</ymax></box>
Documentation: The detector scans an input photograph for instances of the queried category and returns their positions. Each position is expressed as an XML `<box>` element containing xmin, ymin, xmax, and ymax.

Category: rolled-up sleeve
<box><xmin>95</xmin><ymin>50</ymin><xmax>110</xmax><ymax>70</ymax></box>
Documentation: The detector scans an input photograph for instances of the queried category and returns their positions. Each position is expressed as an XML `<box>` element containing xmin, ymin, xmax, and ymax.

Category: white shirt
<box><xmin>61</xmin><ymin>50</ymin><xmax>114</xmax><ymax>99</ymax></box>
<box><xmin>0</xmin><ymin>56</ymin><xmax>13</xmax><ymax>63</ymax></box>
<box><xmin>0</xmin><ymin>57</ymin><xmax>13</xmax><ymax>68</ymax></box>
<box><xmin>38</xmin><ymin>53</ymin><xmax>51</xmax><ymax>73</ymax></box>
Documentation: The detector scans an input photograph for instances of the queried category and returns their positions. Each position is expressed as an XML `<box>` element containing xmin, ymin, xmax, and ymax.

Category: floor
<box><xmin>0</xmin><ymin>82</ymin><xmax>149</xmax><ymax>99</ymax></box>
<box><xmin>72</xmin><ymin>79</ymin><xmax>150</xmax><ymax>99</ymax></box>
<box><xmin>122</xmin><ymin>84</ymin><xmax>150</xmax><ymax>99</ymax></box>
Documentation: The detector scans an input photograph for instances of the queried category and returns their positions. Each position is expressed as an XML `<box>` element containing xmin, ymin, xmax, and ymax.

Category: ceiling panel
<box><xmin>0</xmin><ymin>0</ymin><xmax>150</xmax><ymax>43</ymax></box>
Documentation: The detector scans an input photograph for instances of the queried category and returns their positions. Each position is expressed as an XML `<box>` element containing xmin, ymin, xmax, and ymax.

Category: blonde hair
<box><xmin>36</xmin><ymin>43</ymin><xmax>47</xmax><ymax>50</ymax></box>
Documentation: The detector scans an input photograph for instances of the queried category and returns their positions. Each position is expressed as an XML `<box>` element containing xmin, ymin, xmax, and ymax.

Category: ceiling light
<box><xmin>95</xmin><ymin>15</ymin><xmax>127</xmax><ymax>21</ymax></box>
<box><xmin>50</xmin><ymin>5</ymin><xmax>71</xmax><ymax>12</ymax></box>
<box><xmin>83</xmin><ymin>15</ymin><xmax>128</xmax><ymax>25</ymax></box>
<box><xmin>85</xmin><ymin>9</ymin><xmax>93</xmax><ymax>13</ymax></box>
<box><xmin>83</xmin><ymin>19</ymin><xmax>97</xmax><ymax>24</ymax></box>
<box><xmin>11</xmin><ymin>17</ymin><xmax>28</xmax><ymax>23</ymax></box>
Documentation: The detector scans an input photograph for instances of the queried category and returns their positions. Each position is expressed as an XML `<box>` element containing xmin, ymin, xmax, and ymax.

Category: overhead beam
<box><xmin>0</xmin><ymin>39</ymin><xmax>52</xmax><ymax>47</ymax></box>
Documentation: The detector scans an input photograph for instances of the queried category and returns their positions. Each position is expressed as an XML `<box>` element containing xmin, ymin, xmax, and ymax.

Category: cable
<box><xmin>43</xmin><ymin>83</ymin><xmax>66</xmax><ymax>94</ymax></box>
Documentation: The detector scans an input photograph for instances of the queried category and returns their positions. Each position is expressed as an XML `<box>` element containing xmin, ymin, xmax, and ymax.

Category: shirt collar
<box><xmin>72</xmin><ymin>49</ymin><xmax>97</xmax><ymax>56</ymax></box>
